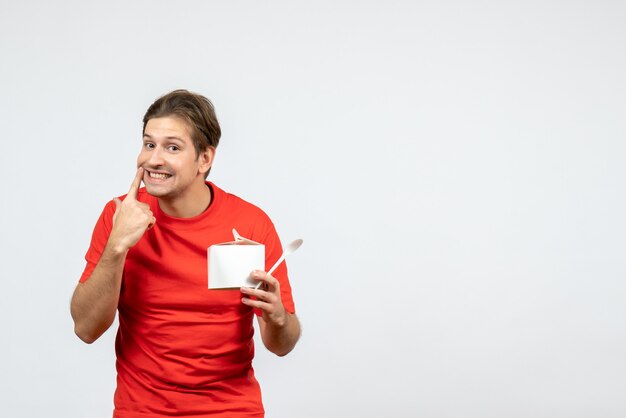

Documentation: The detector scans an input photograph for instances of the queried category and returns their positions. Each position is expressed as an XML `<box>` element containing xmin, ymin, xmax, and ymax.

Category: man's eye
<box><xmin>144</xmin><ymin>143</ymin><xmax>155</xmax><ymax>149</ymax></box>
<box><xmin>168</xmin><ymin>145</ymin><xmax>179</xmax><ymax>151</ymax></box>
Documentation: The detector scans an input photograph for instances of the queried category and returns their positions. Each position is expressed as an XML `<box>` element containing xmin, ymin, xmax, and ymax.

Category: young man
<box><xmin>70</xmin><ymin>90</ymin><xmax>300</xmax><ymax>417</ymax></box>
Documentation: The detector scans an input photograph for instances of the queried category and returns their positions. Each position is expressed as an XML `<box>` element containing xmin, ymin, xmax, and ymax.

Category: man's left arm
<box><xmin>241</xmin><ymin>270</ymin><xmax>301</xmax><ymax>356</ymax></box>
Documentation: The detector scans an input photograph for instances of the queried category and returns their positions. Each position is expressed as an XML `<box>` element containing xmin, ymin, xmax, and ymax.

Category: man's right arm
<box><xmin>70</xmin><ymin>243</ymin><xmax>128</xmax><ymax>343</ymax></box>
<box><xmin>70</xmin><ymin>168</ymin><xmax>155</xmax><ymax>344</ymax></box>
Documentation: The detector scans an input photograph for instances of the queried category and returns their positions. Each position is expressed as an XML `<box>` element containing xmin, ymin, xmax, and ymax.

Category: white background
<box><xmin>1</xmin><ymin>1</ymin><xmax>625</xmax><ymax>417</ymax></box>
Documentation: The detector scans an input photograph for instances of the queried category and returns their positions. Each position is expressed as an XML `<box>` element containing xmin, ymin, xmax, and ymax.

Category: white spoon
<box><xmin>255</xmin><ymin>239</ymin><xmax>303</xmax><ymax>289</ymax></box>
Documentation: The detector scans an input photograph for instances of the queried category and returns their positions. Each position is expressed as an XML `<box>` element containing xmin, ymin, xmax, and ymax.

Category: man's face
<box><xmin>138</xmin><ymin>116</ymin><xmax>213</xmax><ymax>200</ymax></box>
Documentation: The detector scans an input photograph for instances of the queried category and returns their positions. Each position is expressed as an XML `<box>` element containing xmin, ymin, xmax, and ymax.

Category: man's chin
<box><xmin>144</xmin><ymin>184</ymin><xmax>170</xmax><ymax>198</ymax></box>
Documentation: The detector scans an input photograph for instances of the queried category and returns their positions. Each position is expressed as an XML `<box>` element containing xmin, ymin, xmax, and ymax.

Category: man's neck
<box><xmin>158</xmin><ymin>181</ymin><xmax>212</xmax><ymax>218</ymax></box>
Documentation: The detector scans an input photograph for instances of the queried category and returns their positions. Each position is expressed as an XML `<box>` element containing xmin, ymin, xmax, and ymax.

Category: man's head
<box><xmin>143</xmin><ymin>90</ymin><xmax>221</xmax><ymax>178</ymax></box>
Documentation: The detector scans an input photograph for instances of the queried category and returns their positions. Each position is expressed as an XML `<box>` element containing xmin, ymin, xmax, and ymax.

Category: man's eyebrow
<box><xmin>142</xmin><ymin>133</ymin><xmax>184</xmax><ymax>142</ymax></box>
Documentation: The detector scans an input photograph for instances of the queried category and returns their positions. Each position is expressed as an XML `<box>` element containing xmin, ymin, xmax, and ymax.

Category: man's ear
<box><xmin>198</xmin><ymin>146</ymin><xmax>216</xmax><ymax>175</ymax></box>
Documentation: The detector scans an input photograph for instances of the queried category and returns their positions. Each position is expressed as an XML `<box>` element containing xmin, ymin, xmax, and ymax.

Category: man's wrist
<box><xmin>104</xmin><ymin>239</ymin><xmax>130</xmax><ymax>258</ymax></box>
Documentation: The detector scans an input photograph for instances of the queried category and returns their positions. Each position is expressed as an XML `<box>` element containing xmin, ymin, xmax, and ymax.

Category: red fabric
<box><xmin>80</xmin><ymin>182</ymin><xmax>295</xmax><ymax>417</ymax></box>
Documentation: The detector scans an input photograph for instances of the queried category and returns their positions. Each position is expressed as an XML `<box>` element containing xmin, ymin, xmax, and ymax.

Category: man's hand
<box><xmin>109</xmin><ymin>167</ymin><xmax>156</xmax><ymax>253</ymax></box>
<box><xmin>241</xmin><ymin>270</ymin><xmax>301</xmax><ymax>356</ymax></box>
<box><xmin>240</xmin><ymin>270</ymin><xmax>288</xmax><ymax>326</ymax></box>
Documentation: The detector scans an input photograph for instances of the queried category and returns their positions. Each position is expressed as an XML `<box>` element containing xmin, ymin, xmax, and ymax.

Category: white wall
<box><xmin>1</xmin><ymin>1</ymin><xmax>625</xmax><ymax>417</ymax></box>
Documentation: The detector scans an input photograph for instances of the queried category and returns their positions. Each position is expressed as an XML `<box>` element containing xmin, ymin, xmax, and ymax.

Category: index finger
<box><xmin>127</xmin><ymin>167</ymin><xmax>144</xmax><ymax>199</ymax></box>
<box><xmin>252</xmin><ymin>270</ymin><xmax>278</xmax><ymax>290</ymax></box>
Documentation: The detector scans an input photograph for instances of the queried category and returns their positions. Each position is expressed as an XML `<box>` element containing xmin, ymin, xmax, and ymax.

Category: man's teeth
<box><xmin>149</xmin><ymin>172</ymin><xmax>171</xmax><ymax>179</ymax></box>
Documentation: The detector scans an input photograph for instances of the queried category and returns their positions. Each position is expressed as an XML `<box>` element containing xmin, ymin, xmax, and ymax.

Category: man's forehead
<box><xmin>144</xmin><ymin>116</ymin><xmax>193</xmax><ymax>139</ymax></box>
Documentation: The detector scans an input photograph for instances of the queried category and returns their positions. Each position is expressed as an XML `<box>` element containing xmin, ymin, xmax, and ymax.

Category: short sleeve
<box><xmin>259</xmin><ymin>219</ymin><xmax>296</xmax><ymax>315</ymax></box>
<box><xmin>78</xmin><ymin>200</ymin><xmax>117</xmax><ymax>283</ymax></box>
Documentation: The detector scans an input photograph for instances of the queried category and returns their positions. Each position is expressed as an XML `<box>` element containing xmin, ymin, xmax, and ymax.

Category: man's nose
<box><xmin>148</xmin><ymin>147</ymin><xmax>165</xmax><ymax>166</ymax></box>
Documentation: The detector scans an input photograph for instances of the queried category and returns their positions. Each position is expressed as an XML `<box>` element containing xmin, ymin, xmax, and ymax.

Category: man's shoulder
<box><xmin>211</xmin><ymin>183</ymin><xmax>272</xmax><ymax>221</ymax></box>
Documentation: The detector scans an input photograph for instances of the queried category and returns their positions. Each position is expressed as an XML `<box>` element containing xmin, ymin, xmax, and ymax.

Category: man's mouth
<box><xmin>146</xmin><ymin>170</ymin><xmax>172</xmax><ymax>180</ymax></box>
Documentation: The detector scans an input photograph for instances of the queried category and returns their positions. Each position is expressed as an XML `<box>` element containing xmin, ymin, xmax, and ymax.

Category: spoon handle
<box><xmin>253</xmin><ymin>238</ymin><xmax>303</xmax><ymax>290</ymax></box>
<box><xmin>267</xmin><ymin>256</ymin><xmax>285</xmax><ymax>276</ymax></box>
<box><xmin>254</xmin><ymin>256</ymin><xmax>285</xmax><ymax>289</ymax></box>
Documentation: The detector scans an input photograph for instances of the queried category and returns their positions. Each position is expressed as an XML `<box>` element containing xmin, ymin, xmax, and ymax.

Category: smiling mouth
<box><xmin>147</xmin><ymin>170</ymin><xmax>172</xmax><ymax>180</ymax></box>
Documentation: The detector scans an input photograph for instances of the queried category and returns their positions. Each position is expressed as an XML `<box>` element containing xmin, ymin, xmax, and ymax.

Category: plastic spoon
<box><xmin>255</xmin><ymin>239</ymin><xmax>303</xmax><ymax>289</ymax></box>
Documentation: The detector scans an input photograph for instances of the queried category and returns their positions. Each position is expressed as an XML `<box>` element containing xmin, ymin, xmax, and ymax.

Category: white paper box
<box><xmin>208</xmin><ymin>236</ymin><xmax>265</xmax><ymax>289</ymax></box>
